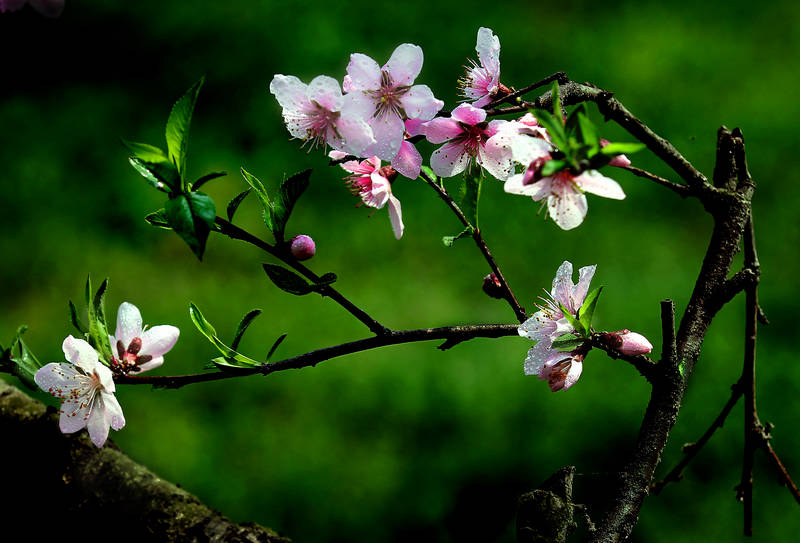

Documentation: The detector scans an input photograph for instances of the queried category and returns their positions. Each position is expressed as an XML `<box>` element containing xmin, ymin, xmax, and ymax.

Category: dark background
<box><xmin>1</xmin><ymin>1</ymin><xmax>799</xmax><ymax>540</ymax></box>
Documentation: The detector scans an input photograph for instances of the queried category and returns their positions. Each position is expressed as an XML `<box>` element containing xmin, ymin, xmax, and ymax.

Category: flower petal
<box><xmin>548</xmin><ymin>188</ymin><xmax>588</xmax><ymax>230</ymax></box>
<box><xmin>86</xmin><ymin>396</ymin><xmax>111</xmax><ymax>447</ymax></box>
<box><xmin>551</xmin><ymin>261</ymin><xmax>575</xmax><ymax>312</ymax></box>
<box><xmin>387</xmin><ymin>194</ymin><xmax>404</xmax><ymax>239</ymax></box>
<box><xmin>59</xmin><ymin>397</ymin><xmax>91</xmax><ymax>434</ymax></box>
<box><xmin>399</xmin><ymin>85</ymin><xmax>443</xmax><ymax>120</ymax></box>
<box><xmin>368</xmin><ymin>112</ymin><xmax>406</xmax><ymax>161</ymax></box>
<box><xmin>478</xmin><ymin>133</ymin><xmax>514</xmax><ymax>181</ymax></box>
<box><xmin>450</xmin><ymin>103</ymin><xmax>486</xmax><ymax>125</ymax></box>
<box><xmin>561</xmin><ymin>360</ymin><xmax>583</xmax><ymax>391</ymax></box>
<box><xmin>421</xmin><ymin>118</ymin><xmax>463</xmax><ymax>144</ymax></box>
<box><xmin>572</xmin><ymin>265</ymin><xmax>597</xmax><ymax>310</ymax></box>
<box><xmin>132</xmin><ymin>357</ymin><xmax>164</xmax><ymax>374</ymax></box>
<box><xmin>0</xmin><ymin>0</ymin><xmax>27</xmax><ymax>13</ymax></box>
<box><xmin>34</xmin><ymin>363</ymin><xmax>83</xmax><ymax>398</ymax></box>
<box><xmin>392</xmin><ymin>140</ymin><xmax>422</xmax><ymax>179</ymax></box>
<box><xmin>475</xmin><ymin>27</ymin><xmax>501</xmax><ymax>77</ymax></box>
<box><xmin>430</xmin><ymin>142</ymin><xmax>469</xmax><ymax>178</ymax></box>
<box><xmin>307</xmin><ymin>75</ymin><xmax>343</xmax><ymax>112</ymax></box>
<box><xmin>102</xmin><ymin>392</ymin><xmax>126</xmax><ymax>431</ymax></box>
<box><xmin>335</xmin><ymin>116</ymin><xmax>375</xmax><ymax>157</ymax></box>
<box><xmin>346</xmin><ymin>53</ymin><xmax>381</xmax><ymax>91</ymax></box>
<box><xmin>269</xmin><ymin>74</ymin><xmax>309</xmax><ymax>114</ymax></box>
<box><xmin>115</xmin><ymin>302</ymin><xmax>143</xmax><ymax>345</ymax></box>
<box><xmin>62</xmin><ymin>335</ymin><xmax>99</xmax><ymax>374</ymax></box>
<box><xmin>576</xmin><ymin>170</ymin><xmax>626</xmax><ymax>200</ymax></box>
<box><xmin>518</xmin><ymin>311</ymin><xmax>556</xmax><ymax>341</ymax></box>
<box><xmin>140</xmin><ymin>325</ymin><xmax>180</xmax><ymax>359</ymax></box>
<box><xmin>383</xmin><ymin>43</ymin><xmax>423</xmax><ymax>86</ymax></box>
<box><xmin>504</xmin><ymin>174</ymin><xmax>551</xmax><ymax>200</ymax></box>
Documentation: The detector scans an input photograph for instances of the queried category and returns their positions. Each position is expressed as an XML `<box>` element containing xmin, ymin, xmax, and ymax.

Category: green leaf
<box><xmin>68</xmin><ymin>300</ymin><xmax>88</xmax><ymax>335</ymax></box>
<box><xmin>271</xmin><ymin>169</ymin><xmax>312</xmax><ymax>242</ymax></box>
<box><xmin>240</xmin><ymin>167</ymin><xmax>274</xmax><ymax>232</ymax></box>
<box><xmin>577</xmin><ymin>112</ymin><xmax>599</xmax><ymax>151</ymax></box>
<box><xmin>577</xmin><ymin>286</ymin><xmax>603</xmax><ymax>333</ymax></box>
<box><xmin>420</xmin><ymin>165</ymin><xmax>437</xmax><ymax>182</ymax></box>
<box><xmin>442</xmin><ymin>226</ymin><xmax>474</xmax><ymax>247</ymax></box>
<box><xmin>86</xmin><ymin>277</ymin><xmax>113</xmax><ymax>365</ymax></box>
<box><xmin>122</xmin><ymin>140</ymin><xmax>169</xmax><ymax>163</ymax></box>
<box><xmin>188</xmin><ymin>303</ymin><xmax>261</xmax><ymax>368</ymax></box>
<box><xmin>144</xmin><ymin>209</ymin><xmax>172</xmax><ymax>230</ymax></box>
<box><xmin>166</xmin><ymin>77</ymin><xmax>204</xmax><ymax>179</ymax></box>
<box><xmin>226</xmin><ymin>189</ymin><xmax>251</xmax><ymax>222</ymax></box>
<box><xmin>564</xmin><ymin>103</ymin><xmax>587</xmax><ymax>136</ymax></box>
<box><xmin>600</xmin><ymin>142</ymin><xmax>646</xmax><ymax>155</ymax></box>
<box><xmin>559</xmin><ymin>302</ymin><xmax>586</xmax><ymax>337</ymax></box>
<box><xmin>262</xmin><ymin>264</ymin><xmax>312</xmax><ymax>295</ymax></box>
<box><xmin>8</xmin><ymin>327</ymin><xmax>42</xmax><ymax>391</ymax></box>
<box><xmin>541</xmin><ymin>159</ymin><xmax>567</xmax><ymax>177</ymax></box>
<box><xmin>164</xmin><ymin>192</ymin><xmax>216</xmax><ymax>260</ymax></box>
<box><xmin>191</xmin><ymin>171</ymin><xmax>226</xmax><ymax>191</ymax></box>
<box><xmin>532</xmin><ymin>109</ymin><xmax>567</xmax><ymax>150</ymax></box>
<box><xmin>231</xmin><ymin>309</ymin><xmax>262</xmax><ymax>351</ymax></box>
<box><xmin>266</xmin><ymin>333</ymin><xmax>287</xmax><ymax>361</ymax></box>
<box><xmin>456</xmin><ymin>173</ymin><xmax>481</xmax><ymax>227</ymax></box>
<box><xmin>311</xmin><ymin>272</ymin><xmax>338</xmax><ymax>291</ymax></box>
<box><xmin>550</xmin><ymin>334</ymin><xmax>584</xmax><ymax>352</ymax></box>
<box><xmin>129</xmin><ymin>157</ymin><xmax>180</xmax><ymax>192</ymax></box>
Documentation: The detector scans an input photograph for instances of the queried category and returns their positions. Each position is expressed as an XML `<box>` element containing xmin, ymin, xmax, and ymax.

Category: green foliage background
<box><xmin>1</xmin><ymin>1</ymin><xmax>798</xmax><ymax>540</ymax></box>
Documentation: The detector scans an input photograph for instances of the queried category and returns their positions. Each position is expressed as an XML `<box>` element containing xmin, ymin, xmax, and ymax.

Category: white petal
<box><xmin>523</xmin><ymin>342</ymin><xmax>555</xmax><ymax>376</ymax></box>
<box><xmin>511</xmin><ymin>133</ymin><xmax>551</xmax><ymax>166</ymax></box>
<box><xmin>576</xmin><ymin>170</ymin><xmax>626</xmax><ymax>200</ymax></box>
<box><xmin>94</xmin><ymin>362</ymin><xmax>116</xmax><ymax>393</ymax></box>
<box><xmin>131</xmin><ymin>357</ymin><xmax>164</xmax><ymax>374</ymax></box>
<box><xmin>335</xmin><ymin>116</ymin><xmax>375</xmax><ymax>157</ymax></box>
<box><xmin>59</xmin><ymin>397</ymin><xmax>91</xmax><ymax>434</ymax></box>
<box><xmin>368</xmin><ymin>111</ymin><xmax>405</xmax><ymax>161</ymax></box>
<box><xmin>383</xmin><ymin>43</ymin><xmax>423</xmax><ymax>86</ymax></box>
<box><xmin>551</xmin><ymin>261</ymin><xmax>575</xmax><ymax>312</ymax></box>
<box><xmin>548</xmin><ymin>190</ymin><xmax>588</xmax><ymax>230</ymax></box>
<box><xmin>346</xmin><ymin>53</ymin><xmax>381</xmax><ymax>91</ymax></box>
<box><xmin>387</xmin><ymin>194</ymin><xmax>404</xmax><ymax>239</ymax></box>
<box><xmin>102</xmin><ymin>392</ymin><xmax>126</xmax><ymax>431</ymax></box>
<box><xmin>430</xmin><ymin>142</ymin><xmax>469</xmax><ymax>178</ymax></box>
<box><xmin>504</xmin><ymin>174</ymin><xmax>551</xmax><ymax>200</ymax></box>
<box><xmin>269</xmin><ymin>74</ymin><xmax>310</xmax><ymax>113</ymax></box>
<box><xmin>62</xmin><ymin>335</ymin><xmax>99</xmax><ymax>374</ymax></box>
<box><xmin>478</xmin><ymin>135</ymin><xmax>513</xmax><ymax>181</ymax></box>
<box><xmin>475</xmin><ymin>27</ymin><xmax>501</xmax><ymax>76</ymax></box>
<box><xmin>562</xmin><ymin>360</ymin><xmax>584</xmax><ymax>390</ymax></box>
<box><xmin>572</xmin><ymin>265</ymin><xmax>597</xmax><ymax>310</ymax></box>
<box><xmin>399</xmin><ymin>85</ymin><xmax>443</xmax><ymax>120</ymax></box>
<box><xmin>307</xmin><ymin>75</ymin><xmax>344</xmax><ymax>112</ymax></box>
<box><xmin>115</xmin><ymin>302</ymin><xmax>143</xmax><ymax>345</ymax></box>
<box><xmin>518</xmin><ymin>311</ymin><xmax>555</xmax><ymax>341</ymax></box>
<box><xmin>34</xmin><ymin>363</ymin><xmax>83</xmax><ymax>398</ymax></box>
<box><xmin>140</xmin><ymin>325</ymin><xmax>180</xmax><ymax>359</ymax></box>
<box><xmin>86</xmin><ymin>396</ymin><xmax>111</xmax><ymax>447</ymax></box>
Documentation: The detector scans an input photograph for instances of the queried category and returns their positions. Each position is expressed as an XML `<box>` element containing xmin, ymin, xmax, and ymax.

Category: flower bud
<box><xmin>616</xmin><ymin>330</ymin><xmax>653</xmax><ymax>355</ymax></box>
<box><xmin>290</xmin><ymin>235</ymin><xmax>316</xmax><ymax>261</ymax></box>
<box><xmin>482</xmin><ymin>273</ymin><xmax>504</xmax><ymax>299</ymax></box>
<box><xmin>600</xmin><ymin>138</ymin><xmax>632</xmax><ymax>167</ymax></box>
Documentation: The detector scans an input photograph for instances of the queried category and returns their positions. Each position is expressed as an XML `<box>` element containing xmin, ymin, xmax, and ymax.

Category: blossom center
<box><xmin>455</xmin><ymin>121</ymin><xmax>489</xmax><ymax>157</ymax></box>
<box><xmin>113</xmin><ymin>337</ymin><xmax>153</xmax><ymax>374</ymax></box>
<box><xmin>369</xmin><ymin>71</ymin><xmax>410</xmax><ymax>118</ymax></box>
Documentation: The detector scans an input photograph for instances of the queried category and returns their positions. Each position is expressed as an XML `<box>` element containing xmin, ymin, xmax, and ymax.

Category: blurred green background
<box><xmin>2</xmin><ymin>0</ymin><xmax>799</xmax><ymax>540</ymax></box>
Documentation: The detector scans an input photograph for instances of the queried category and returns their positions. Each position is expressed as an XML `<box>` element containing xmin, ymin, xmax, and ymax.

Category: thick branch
<box><xmin>215</xmin><ymin>217</ymin><xmax>389</xmax><ymax>335</ymax></box>
<box><xmin>0</xmin><ymin>380</ymin><xmax>289</xmax><ymax>542</ymax></box>
<box><xmin>118</xmin><ymin>323</ymin><xmax>520</xmax><ymax>389</ymax></box>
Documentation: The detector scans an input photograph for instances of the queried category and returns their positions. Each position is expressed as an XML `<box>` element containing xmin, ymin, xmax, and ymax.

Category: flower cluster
<box><xmin>34</xmin><ymin>303</ymin><xmax>178</xmax><ymax>447</ymax></box>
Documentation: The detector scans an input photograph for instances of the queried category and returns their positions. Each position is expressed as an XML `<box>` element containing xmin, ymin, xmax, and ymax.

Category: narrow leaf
<box><xmin>188</xmin><ymin>303</ymin><xmax>261</xmax><ymax>367</ymax></box>
<box><xmin>271</xmin><ymin>169</ymin><xmax>312</xmax><ymax>242</ymax></box>
<box><xmin>240</xmin><ymin>167</ymin><xmax>274</xmax><ymax>232</ymax></box>
<box><xmin>442</xmin><ymin>226</ymin><xmax>474</xmax><ymax>247</ymax></box>
<box><xmin>166</xmin><ymin>77</ymin><xmax>204</xmax><ymax>179</ymax></box>
<box><xmin>532</xmin><ymin>109</ymin><xmax>567</xmax><ymax>150</ymax></box>
<box><xmin>310</xmin><ymin>272</ymin><xmax>338</xmax><ymax>293</ymax></box>
<box><xmin>165</xmin><ymin>192</ymin><xmax>216</xmax><ymax>260</ymax></box>
<box><xmin>559</xmin><ymin>302</ymin><xmax>586</xmax><ymax>337</ymax></box>
<box><xmin>129</xmin><ymin>157</ymin><xmax>180</xmax><ymax>192</ymax></box>
<box><xmin>266</xmin><ymin>333</ymin><xmax>288</xmax><ymax>361</ymax></box>
<box><xmin>10</xmin><ymin>331</ymin><xmax>42</xmax><ymax>391</ymax></box>
<box><xmin>262</xmin><ymin>264</ymin><xmax>312</xmax><ymax>295</ymax></box>
<box><xmin>600</xmin><ymin>142</ymin><xmax>646</xmax><ymax>155</ymax></box>
<box><xmin>231</xmin><ymin>309</ymin><xmax>262</xmax><ymax>351</ymax></box>
<box><xmin>577</xmin><ymin>112</ymin><xmax>599</xmax><ymax>150</ymax></box>
<box><xmin>577</xmin><ymin>286</ymin><xmax>604</xmax><ymax>332</ymax></box>
<box><xmin>68</xmin><ymin>300</ymin><xmax>88</xmax><ymax>335</ymax></box>
<box><xmin>226</xmin><ymin>189</ymin><xmax>251</xmax><ymax>221</ymax></box>
<box><xmin>144</xmin><ymin>209</ymin><xmax>172</xmax><ymax>230</ymax></box>
<box><xmin>551</xmin><ymin>334</ymin><xmax>584</xmax><ymax>352</ymax></box>
<box><xmin>122</xmin><ymin>140</ymin><xmax>169</xmax><ymax>163</ymax></box>
<box><xmin>192</xmin><ymin>171</ymin><xmax>226</xmax><ymax>191</ymax></box>
<box><xmin>456</xmin><ymin>173</ymin><xmax>481</xmax><ymax>227</ymax></box>
<box><xmin>87</xmin><ymin>278</ymin><xmax>113</xmax><ymax>365</ymax></box>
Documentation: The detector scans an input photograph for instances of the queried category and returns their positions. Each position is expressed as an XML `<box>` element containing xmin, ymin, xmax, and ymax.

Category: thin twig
<box><xmin>588</xmin><ymin>333</ymin><xmax>657</xmax><ymax>381</ymax></box>
<box><xmin>762</xmin><ymin>440</ymin><xmax>800</xmax><ymax>505</ymax></box>
<box><xmin>418</xmin><ymin>170</ymin><xmax>527</xmax><ymax>323</ymax></box>
<box><xmin>117</xmin><ymin>323</ymin><xmax>520</xmax><ymax>389</ymax></box>
<box><xmin>650</xmin><ymin>380</ymin><xmax>743</xmax><ymax>495</ymax></box>
<box><xmin>484</xmin><ymin>71</ymin><xmax>567</xmax><ymax>110</ymax></box>
<box><xmin>215</xmin><ymin>217</ymin><xmax>389</xmax><ymax>335</ymax></box>
<box><xmin>621</xmin><ymin>166</ymin><xmax>692</xmax><ymax>198</ymax></box>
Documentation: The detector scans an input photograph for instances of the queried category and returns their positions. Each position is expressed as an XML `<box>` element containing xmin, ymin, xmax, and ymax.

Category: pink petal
<box><xmin>140</xmin><ymin>325</ymin><xmax>180</xmax><ymax>359</ymax></box>
<box><xmin>399</xmin><ymin>84</ymin><xmax>443</xmax><ymax>120</ymax></box>
<box><xmin>62</xmin><ymin>335</ymin><xmax>99</xmax><ymax>374</ymax></box>
<box><xmin>392</xmin><ymin>140</ymin><xmax>422</xmax><ymax>179</ymax></box>
<box><xmin>346</xmin><ymin>53</ymin><xmax>381</xmax><ymax>91</ymax></box>
<box><xmin>367</xmin><ymin>111</ymin><xmax>405</xmax><ymax>161</ymax></box>
<box><xmin>475</xmin><ymin>27</ymin><xmax>501</xmax><ymax>77</ymax></box>
<box><xmin>405</xmin><ymin>118</ymin><xmax>425</xmax><ymax>137</ymax></box>
<box><xmin>115</xmin><ymin>302</ymin><xmax>143</xmax><ymax>345</ymax></box>
<box><xmin>387</xmin><ymin>194</ymin><xmax>404</xmax><ymax>239</ymax></box>
<box><xmin>572</xmin><ymin>265</ymin><xmax>597</xmax><ymax>309</ymax></box>
<box><xmin>132</xmin><ymin>357</ymin><xmax>164</xmax><ymax>374</ymax></box>
<box><xmin>422</xmin><ymin>118</ymin><xmax>463</xmax><ymax>144</ymax></box>
<box><xmin>551</xmin><ymin>261</ymin><xmax>575</xmax><ymax>312</ymax></box>
<box><xmin>450</xmin><ymin>103</ymin><xmax>486</xmax><ymax>125</ymax></box>
<box><xmin>548</xmin><ymin>189</ymin><xmax>588</xmax><ymax>230</ymax></box>
<box><xmin>575</xmin><ymin>170</ymin><xmax>626</xmax><ymax>200</ymax></box>
<box><xmin>365</xmin><ymin>172</ymin><xmax>391</xmax><ymax>208</ymax></box>
<box><xmin>269</xmin><ymin>75</ymin><xmax>310</xmax><ymax>113</ymax></box>
<box><xmin>518</xmin><ymin>312</ymin><xmax>556</xmax><ymax>342</ymax></box>
<box><xmin>430</xmin><ymin>142</ymin><xmax>470</xmax><ymax>178</ymax></box>
<box><xmin>307</xmin><ymin>75</ymin><xmax>343</xmax><ymax>112</ymax></box>
<box><xmin>504</xmin><ymin>173</ymin><xmax>550</xmax><ymax>200</ymax></box>
<box><xmin>335</xmin><ymin>115</ymin><xmax>376</xmax><ymax>157</ymax></box>
<box><xmin>478</xmin><ymin>134</ymin><xmax>514</xmax><ymax>181</ymax></box>
<box><xmin>561</xmin><ymin>360</ymin><xmax>583</xmax><ymax>391</ymax></box>
<box><xmin>383</xmin><ymin>43</ymin><xmax>423</xmax><ymax>86</ymax></box>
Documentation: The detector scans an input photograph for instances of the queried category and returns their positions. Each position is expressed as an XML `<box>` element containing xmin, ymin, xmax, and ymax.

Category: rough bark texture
<box><xmin>0</xmin><ymin>379</ymin><xmax>290</xmax><ymax>543</ymax></box>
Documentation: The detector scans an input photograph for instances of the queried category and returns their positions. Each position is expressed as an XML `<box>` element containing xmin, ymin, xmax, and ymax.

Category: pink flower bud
<box><xmin>290</xmin><ymin>235</ymin><xmax>316</xmax><ymax>261</ymax></box>
<box><xmin>600</xmin><ymin>138</ymin><xmax>632</xmax><ymax>167</ymax></box>
<box><xmin>616</xmin><ymin>330</ymin><xmax>653</xmax><ymax>356</ymax></box>
<box><xmin>482</xmin><ymin>273</ymin><xmax>504</xmax><ymax>299</ymax></box>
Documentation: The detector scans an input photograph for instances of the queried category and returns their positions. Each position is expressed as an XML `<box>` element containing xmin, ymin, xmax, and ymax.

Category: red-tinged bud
<box><xmin>290</xmin><ymin>235</ymin><xmax>316</xmax><ymax>261</ymax></box>
<box><xmin>600</xmin><ymin>329</ymin><xmax>653</xmax><ymax>355</ymax></box>
<box><xmin>600</xmin><ymin>138</ymin><xmax>632</xmax><ymax>167</ymax></box>
<box><xmin>482</xmin><ymin>273</ymin><xmax>504</xmax><ymax>299</ymax></box>
<box><xmin>521</xmin><ymin>154</ymin><xmax>552</xmax><ymax>186</ymax></box>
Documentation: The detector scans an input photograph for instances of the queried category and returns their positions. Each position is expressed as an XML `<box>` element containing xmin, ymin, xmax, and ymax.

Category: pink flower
<box><xmin>270</xmin><ymin>74</ymin><xmax>375</xmax><ymax>156</ymax></box>
<box><xmin>458</xmin><ymin>27</ymin><xmax>504</xmax><ymax>108</ymax></box>
<box><xmin>342</xmin><ymin>44</ymin><xmax>444</xmax><ymax>161</ymax></box>
<box><xmin>530</xmin><ymin>347</ymin><xmax>585</xmax><ymax>392</ymax></box>
<box><xmin>504</xmin><ymin>167</ymin><xmax>625</xmax><ymax>230</ymax></box>
<box><xmin>109</xmin><ymin>302</ymin><xmax>180</xmax><ymax>374</ymax></box>
<box><xmin>519</xmin><ymin>261</ymin><xmax>596</xmax><ymax>347</ymax></box>
<box><xmin>34</xmin><ymin>336</ymin><xmax>125</xmax><ymax>447</ymax></box>
<box><xmin>390</xmin><ymin>119</ymin><xmax>424</xmax><ymax>179</ymax></box>
<box><xmin>600</xmin><ymin>138</ymin><xmax>632</xmax><ymax>167</ymax></box>
<box><xmin>421</xmin><ymin>103</ymin><xmax>514</xmax><ymax>180</ymax></box>
<box><xmin>0</xmin><ymin>0</ymin><xmax>63</xmax><ymax>17</ymax></box>
<box><xmin>330</xmin><ymin>151</ymin><xmax>404</xmax><ymax>239</ymax></box>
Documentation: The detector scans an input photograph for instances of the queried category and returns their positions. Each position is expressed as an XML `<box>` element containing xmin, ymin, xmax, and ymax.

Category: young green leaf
<box><xmin>420</xmin><ymin>165</ymin><xmax>437</xmax><ymax>182</ymax></box>
<box><xmin>129</xmin><ymin>157</ymin><xmax>180</xmax><ymax>193</ymax></box>
<box><xmin>600</xmin><ymin>142</ymin><xmax>646</xmax><ymax>155</ymax></box>
<box><xmin>68</xmin><ymin>300</ymin><xmax>88</xmax><ymax>335</ymax></box>
<box><xmin>559</xmin><ymin>302</ymin><xmax>587</xmax><ymax>337</ymax></box>
<box><xmin>192</xmin><ymin>171</ymin><xmax>226</xmax><ymax>191</ymax></box>
<box><xmin>442</xmin><ymin>226</ymin><xmax>474</xmax><ymax>247</ymax></box>
<box><xmin>456</xmin><ymin>173</ymin><xmax>481</xmax><ymax>228</ymax></box>
<box><xmin>265</xmin><ymin>333</ymin><xmax>288</xmax><ymax>362</ymax></box>
<box><xmin>312</xmin><ymin>272</ymin><xmax>338</xmax><ymax>289</ymax></box>
<box><xmin>122</xmin><ymin>140</ymin><xmax>169</xmax><ymax>163</ymax></box>
<box><xmin>577</xmin><ymin>286</ymin><xmax>604</xmax><ymax>333</ymax></box>
<box><xmin>532</xmin><ymin>109</ymin><xmax>567</xmax><ymax>150</ymax></box>
<box><xmin>577</xmin><ymin>112</ymin><xmax>599</xmax><ymax>151</ymax></box>
<box><xmin>262</xmin><ymin>264</ymin><xmax>313</xmax><ymax>295</ymax></box>
<box><xmin>144</xmin><ymin>209</ymin><xmax>172</xmax><ymax>230</ymax></box>
<box><xmin>550</xmin><ymin>333</ymin><xmax>584</xmax><ymax>352</ymax></box>
<box><xmin>86</xmin><ymin>277</ymin><xmax>113</xmax><ymax>365</ymax></box>
<box><xmin>9</xmin><ymin>327</ymin><xmax>43</xmax><ymax>391</ymax></box>
<box><xmin>540</xmin><ymin>159</ymin><xmax>567</xmax><ymax>177</ymax></box>
<box><xmin>166</xmin><ymin>77</ymin><xmax>204</xmax><ymax>180</ymax></box>
<box><xmin>271</xmin><ymin>169</ymin><xmax>312</xmax><ymax>242</ymax></box>
<box><xmin>226</xmin><ymin>189</ymin><xmax>251</xmax><ymax>222</ymax></box>
<box><xmin>240</xmin><ymin>167</ymin><xmax>274</xmax><ymax>232</ymax></box>
<box><xmin>231</xmin><ymin>309</ymin><xmax>262</xmax><ymax>351</ymax></box>
<box><xmin>164</xmin><ymin>192</ymin><xmax>216</xmax><ymax>260</ymax></box>
<box><xmin>188</xmin><ymin>303</ymin><xmax>261</xmax><ymax>368</ymax></box>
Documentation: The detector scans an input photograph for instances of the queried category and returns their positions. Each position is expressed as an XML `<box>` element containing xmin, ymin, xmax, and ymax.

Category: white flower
<box><xmin>34</xmin><ymin>335</ymin><xmax>125</xmax><ymax>447</ymax></box>
<box><xmin>109</xmin><ymin>302</ymin><xmax>180</xmax><ymax>374</ymax></box>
